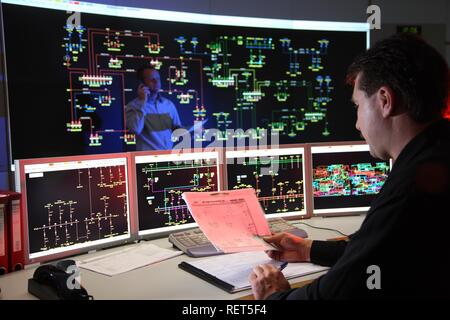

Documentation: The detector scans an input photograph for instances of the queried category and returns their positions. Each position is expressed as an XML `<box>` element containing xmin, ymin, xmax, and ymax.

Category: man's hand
<box><xmin>249</xmin><ymin>264</ymin><xmax>291</xmax><ymax>299</ymax></box>
<box><xmin>137</xmin><ymin>83</ymin><xmax>150</xmax><ymax>102</ymax></box>
<box><xmin>264</xmin><ymin>232</ymin><xmax>313</xmax><ymax>262</ymax></box>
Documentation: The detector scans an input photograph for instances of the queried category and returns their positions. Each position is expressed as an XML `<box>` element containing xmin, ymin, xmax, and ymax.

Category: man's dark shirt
<box><xmin>269</xmin><ymin>119</ymin><xmax>450</xmax><ymax>299</ymax></box>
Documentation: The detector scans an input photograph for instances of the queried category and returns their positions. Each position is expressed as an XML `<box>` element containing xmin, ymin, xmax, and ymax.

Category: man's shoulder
<box><xmin>159</xmin><ymin>94</ymin><xmax>175</xmax><ymax>106</ymax></box>
<box><xmin>421</xmin><ymin>120</ymin><xmax>450</xmax><ymax>159</ymax></box>
<box><xmin>158</xmin><ymin>93</ymin><xmax>170</xmax><ymax>102</ymax></box>
<box><xmin>159</xmin><ymin>95</ymin><xmax>179</xmax><ymax>115</ymax></box>
<box><xmin>126</xmin><ymin>97</ymin><xmax>142</xmax><ymax>108</ymax></box>
<box><xmin>400</xmin><ymin>120</ymin><xmax>450</xmax><ymax>167</ymax></box>
<box><xmin>373</xmin><ymin>121</ymin><xmax>450</xmax><ymax>204</ymax></box>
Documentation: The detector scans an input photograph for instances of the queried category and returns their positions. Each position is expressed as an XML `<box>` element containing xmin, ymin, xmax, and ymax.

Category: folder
<box><xmin>178</xmin><ymin>251</ymin><xmax>329</xmax><ymax>293</ymax></box>
<box><xmin>0</xmin><ymin>194</ymin><xmax>9</xmax><ymax>275</ymax></box>
<box><xmin>179</xmin><ymin>261</ymin><xmax>236</xmax><ymax>292</ymax></box>
<box><xmin>0</xmin><ymin>190</ymin><xmax>25</xmax><ymax>272</ymax></box>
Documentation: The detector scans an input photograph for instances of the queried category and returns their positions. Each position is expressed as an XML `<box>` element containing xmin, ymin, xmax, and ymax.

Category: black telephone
<box><xmin>28</xmin><ymin>260</ymin><xmax>93</xmax><ymax>300</ymax></box>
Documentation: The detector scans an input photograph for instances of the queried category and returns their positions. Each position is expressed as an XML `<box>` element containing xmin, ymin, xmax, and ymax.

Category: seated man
<box><xmin>249</xmin><ymin>33</ymin><xmax>450</xmax><ymax>299</ymax></box>
<box><xmin>126</xmin><ymin>65</ymin><xmax>182</xmax><ymax>150</ymax></box>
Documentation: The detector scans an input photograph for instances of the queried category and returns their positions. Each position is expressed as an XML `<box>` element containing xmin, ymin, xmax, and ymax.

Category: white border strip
<box><xmin>226</xmin><ymin>147</ymin><xmax>304</xmax><ymax>159</ymax></box>
<box><xmin>314</xmin><ymin>207</ymin><xmax>369</xmax><ymax>214</ymax></box>
<box><xmin>135</xmin><ymin>151</ymin><xmax>218</xmax><ymax>164</ymax></box>
<box><xmin>2</xmin><ymin>0</ymin><xmax>370</xmax><ymax>32</ymax></box>
<box><xmin>311</xmin><ymin>144</ymin><xmax>370</xmax><ymax>154</ymax></box>
<box><xmin>23</xmin><ymin>157</ymin><xmax>127</xmax><ymax>173</ymax></box>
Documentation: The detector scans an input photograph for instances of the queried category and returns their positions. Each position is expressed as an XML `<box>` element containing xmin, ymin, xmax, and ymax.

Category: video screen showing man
<box><xmin>125</xmin><ymin>66</ymin><xmax>182</xmax><ymax>151</ymax></box>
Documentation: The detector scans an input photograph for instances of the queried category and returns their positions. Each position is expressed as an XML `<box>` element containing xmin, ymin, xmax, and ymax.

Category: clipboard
<box><xmin>178</xmin><ymin>261</ymin><xmax>240</xmax><ymax>293</ymax></box>
<box><xmin>178</xmin><ymin>251</ymin><xmax>329</xmax><ymax>294</ymax></box>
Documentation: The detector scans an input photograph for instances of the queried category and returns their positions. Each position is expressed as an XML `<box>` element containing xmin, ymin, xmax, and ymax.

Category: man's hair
<box><xmin>346</xmin><ymin>33</ymin><xmax>449</xmax><ymax>123</ymax></box>
<box><xmin>136</xmin><ymin>65</ymin><xmax>156</xmax><ymax>82</ymax></box>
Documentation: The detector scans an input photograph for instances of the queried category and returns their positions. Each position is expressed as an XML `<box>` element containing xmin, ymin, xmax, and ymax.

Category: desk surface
<box><xmin>0</xmin><ymin>215</ymin><xmax>364</xmax><ymax>300</ymax></box>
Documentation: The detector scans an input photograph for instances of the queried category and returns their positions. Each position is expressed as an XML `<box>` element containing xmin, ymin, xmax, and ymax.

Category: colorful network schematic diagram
<box><xmin>226</xmin><ymin>154</ymin><xmax>305</xmax><ymax>215</ymax></box>
<box><xmin>313</xmin><ymin>162</ymin><xmax>390</xmax><ymax>197</ymax></box>
<box><xmin>59</xmin><ymin>8</ymin><xmax>363</xmax><ymax>152</ymax></box>
<box><xmin>135</xmin><ymin>158</ymin><xmax>218</xmax><ymax>231</ymax></box>
<box><xmin>179</xmin><ymin>34</ymin><xmax>335</xmax><ymax>141</ymax></box>
<box><xmin>4</xmin><ymin>4</ymin><xmax>367</xmax><ymax>162</ymax></box>
<box><xmin>63</xmin><ymin>23</ymin><xmax>163</xmax><ymax>148</ymax></box>
<box><xmin>62</xmin><ymin>16</ymin><xmax>209</xmax><ymax>150</ymax></box>
<box><xmin>25</xmin><ymin>164</ymin><xmax>129</xmax><ymax>255</ymax></box>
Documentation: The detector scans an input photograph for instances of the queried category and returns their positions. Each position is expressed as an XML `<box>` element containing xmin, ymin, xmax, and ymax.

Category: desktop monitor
<box><xmin>311</xmin><ymin>144</ymin><xmax>390</xmax><ymax>215</ymax></box>
<box><xmin>2</xmin><ymin>0</ymin><xmax>369</xmax><ymax>168</ymax></box>
<box><xmin>132</xmin><ymin>150</ymin><xmax>221</xmax><ymax>238</ymax></box>
<box><xmin>225</xmin><ymin>146</ymin><xmax>307</xmax><ymax>218</ymax></box>
<box><xmin>14</xmin><ymin>153</ymin><xmax>133</xmax><ymax>264</ymax></box>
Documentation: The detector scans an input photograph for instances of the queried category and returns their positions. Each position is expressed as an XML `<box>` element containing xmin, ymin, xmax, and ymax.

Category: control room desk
<box><xmin>0</xmin><ymin>215</ymin><xmax>364</xmax><ymax>300</ymax></box>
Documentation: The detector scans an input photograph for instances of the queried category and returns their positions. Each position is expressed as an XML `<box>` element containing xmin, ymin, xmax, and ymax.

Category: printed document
<box><xmin>182</xmin><ymin>189</ymin><xmax>276</xmax><ymax>253</ymax></box>
<box><xmin>78</xmin><ymin>242</ymin><xmax>182</xmax><ymax>276</ymax></box>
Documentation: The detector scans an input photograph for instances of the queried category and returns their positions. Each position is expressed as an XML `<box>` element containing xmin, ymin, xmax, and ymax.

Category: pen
<box><xmin>279</xmin><ymin>262</ymin><xmax>288</xmax><ymax>271</ymax></box>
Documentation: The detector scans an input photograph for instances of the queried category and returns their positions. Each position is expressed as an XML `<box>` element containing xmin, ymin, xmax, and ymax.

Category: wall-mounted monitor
<box><xmin>3</xmin><ymin>0</ymin><xmax>369</xmax><ymax>169</ymax></box>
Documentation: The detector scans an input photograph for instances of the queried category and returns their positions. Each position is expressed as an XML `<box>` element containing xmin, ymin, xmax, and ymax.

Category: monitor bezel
<box><xmin>14</xmin><ymin>152</ymin><xmax>136</xmax><ymax>265</ymax></box>
<box><xmin>3</xmin><ymin>0</ymin><xmax>370</xmax><ymax>170</ymax></box>
<box><xmin>224</xmin><ymin>143</ymin><xmax>310</xmax><ymax>220</ymax></box>
<box><xmin>130</xmin><ymin>148</ymin><xmax>223</xmax><ymax>240</ymax></box>
<box><xmin>309</xmin><ymin>140</ymin><xmax>391</xmax><ymax>217</ymax></box>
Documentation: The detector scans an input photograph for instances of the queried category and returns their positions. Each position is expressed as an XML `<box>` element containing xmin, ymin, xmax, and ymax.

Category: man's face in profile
<box><xmin>141</xmin><ymin>69</ymin><xmax>161</xmax><ymax>94</ymax></box>
<box><xmin>352</xmin><ymin>73</ymin><xmax>386</xmax><ymax>160</ymax></box>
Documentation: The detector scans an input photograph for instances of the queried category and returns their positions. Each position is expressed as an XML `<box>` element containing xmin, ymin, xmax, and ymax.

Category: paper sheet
<box><xmin>182</xmin><ymin>189</ymin><xmax>275</xmax><ymax>253</ymax></box>
<box><xmin>186</xmin><ymin>251</ymin><xmax>329</xmax><ymax>290</ymax></box>
<box><xmin>78</xmin><ymin>243</ymin><xmax>183</xmax><ymax>276</ymax></box>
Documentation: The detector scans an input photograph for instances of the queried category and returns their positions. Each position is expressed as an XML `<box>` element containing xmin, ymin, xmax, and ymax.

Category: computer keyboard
<box><xmin>168</xmin><ymin>217</ymin><xmax>308</xmax><ymax>257</ymax></box>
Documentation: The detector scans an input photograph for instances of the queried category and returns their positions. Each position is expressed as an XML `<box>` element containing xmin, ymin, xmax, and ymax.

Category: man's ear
<box><xmin>377</xmin><ymin>86</ymin><xmax>395</xmax><ymax>118</ymax></box>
